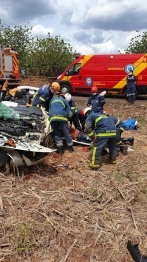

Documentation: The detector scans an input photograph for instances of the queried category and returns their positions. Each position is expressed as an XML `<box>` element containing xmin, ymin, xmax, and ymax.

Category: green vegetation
<box><xmin>120</xmin><ymin>31</ymin><xmax>147</xmax><ymax>54</ymax></box>
<box><xmin>12</xmin><ymin>223</ymin><xmax>40</xmax><ymax>254</ymax></box>
<box><xmin>0</xmin><ymin>24</ymin><xmax>75</xmax><ymax>77</ymax></box>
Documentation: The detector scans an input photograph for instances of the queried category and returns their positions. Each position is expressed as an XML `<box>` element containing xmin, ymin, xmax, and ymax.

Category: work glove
<box><xmin>99</xmin><ymin>90</ymin><xmax>106</xmax><ymax>96</ymax></box>
<box><xmin>68</xmin><ymin>110</ymin><xmax>73</xmax><ymax>119</ymax></box>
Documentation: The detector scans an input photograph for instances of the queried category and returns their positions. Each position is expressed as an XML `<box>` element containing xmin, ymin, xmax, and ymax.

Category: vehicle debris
<box><xmin>0</xmin><ymin>101</ymin><xmax>56</xmax><ymax>169</ymax></box>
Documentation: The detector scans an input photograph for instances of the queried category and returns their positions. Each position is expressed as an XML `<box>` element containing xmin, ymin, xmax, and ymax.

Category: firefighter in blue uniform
<box><xmin>84</xmin><ymin>108</ymin><xmax>117</xmax><ymax>170</ymax></box>
<box><xmin>32</xmin><ymin>82</ymin><xmax>60</xmax><ymax>110</ymax></box>
<box><xmin>109</xmin><ymin>116</ymin><xmax>127</xmax><ymax>143</ymax></box>
<box><xmin>110</xmin><ymin>115</ymin><xmax>134</xmax><ymax>145</ymax></box>
<box><xmin>64</xmin><ymin>93</ymin><xmax>82</xmax><ymax>131</ymax></box>
<box><xmin>49</xmin><ymin>94</ymin><xmax>74</xmax><ymax>155</ymax></box>
<box><xmin>87</xmin><ymin>86</ymin><xmax>106</xmax><ymax>113</ymax></box>
<box><xmin>126</xmin><ymin>70</ymin><xmax>137</xmax><ymax>104</ymax></box>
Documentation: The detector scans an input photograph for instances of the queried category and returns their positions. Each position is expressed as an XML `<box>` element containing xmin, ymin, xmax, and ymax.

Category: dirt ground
<box><xmin>1</xmin><ymin>78</ymin><xmax>147</xmax><ymax>262</ymax></box>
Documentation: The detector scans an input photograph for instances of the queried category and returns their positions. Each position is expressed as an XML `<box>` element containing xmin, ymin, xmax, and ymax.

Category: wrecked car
<box><xmin>0</xmin><ymin>101</ymin><xmax>56</xmax><ymax>169</ymax></box>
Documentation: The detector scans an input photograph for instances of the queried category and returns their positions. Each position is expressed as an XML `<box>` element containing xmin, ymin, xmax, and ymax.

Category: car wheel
<box><xmin>60</xmin><ymin>84</ymin><xmax>71</xmax><ymax>94</ymax></box>
<box><xmin>42</xmin><ymin>133</ymin><xmax>55</xmax><ymax>149</ymax></box>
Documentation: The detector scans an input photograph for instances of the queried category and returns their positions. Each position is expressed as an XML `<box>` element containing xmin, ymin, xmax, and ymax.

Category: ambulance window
<box><xmin>68</xmin><ymin>63</ymin><xmax>81</xmax><ymax>75</ymax></box>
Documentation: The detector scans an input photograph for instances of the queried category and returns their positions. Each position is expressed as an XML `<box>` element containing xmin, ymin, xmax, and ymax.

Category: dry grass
<box><xmin>1</xmin><ymin>96</ymin><xmax>147</xmax><ymax>262</ymax></box>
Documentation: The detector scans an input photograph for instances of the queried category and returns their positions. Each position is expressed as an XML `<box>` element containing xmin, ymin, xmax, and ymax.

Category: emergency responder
<box><xmin>87</xmin><ymin>86</ymin><xmax>106</xmax><ymax>113</ymax></box>
<box><xmin>84</xmin><ymin>107</ymin><xmax>117</xmax><ymax>170</ymax></box>
<box><xmin>64</xmin><ymin>93</ymin><xmax>82</xmax><ymax>131</ymax></box>
<box><xmin>109</xmin><ymin>115</ymin><xmax>134</xmax><ymax>155</ymax></box>
<box><xmin>4</xmin><ymin>87</ymin><xmax>21</xmax><ymax>101</ymax></box>
<box><xmin>126</xmin><ymin>70</ymin><xmax>137</xmax><ymax>104</ymax></box>
<box><xmin>49</xmin><ymin>94</ymin><xmax>74</xmax><ymax>155</ymax></box>
<box><xmin>32</xmin><ymin>82</ymin><xmax>60</xmax><ymax>110</ymax></box>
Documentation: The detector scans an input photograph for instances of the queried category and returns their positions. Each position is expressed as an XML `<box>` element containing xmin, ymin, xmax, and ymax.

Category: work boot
<box><xmin>120</xmin><ymin>145</ymin><xmax>128</xmax><ymax>155</ymax></box>
<box><xmin>89</xmin><ymin>163</ymin><xmax>101</xmax><ymax>170</ymax></box>
<box><xmin>109</xmin><ymin>159</ymin><xmax>116</xmax><ymax>164</ymax></box>
<box><xmin>56</xmin><ymin>147</ymin><xmax>64</xmax><ymax>155</ymax></box>
<box><xmin>67</xmin><ymin>146</ymin><xmax>74</xmax><ymax>153</ymax></box>
<box><xmin>122</xmin><ymin>137</ymin><xmax>134</xmax><ymax>146</ymax></box>
<box><xmin>109</xmin><ymin>154</ymin><xmax>117</xmax><ymax>164</ymax></box>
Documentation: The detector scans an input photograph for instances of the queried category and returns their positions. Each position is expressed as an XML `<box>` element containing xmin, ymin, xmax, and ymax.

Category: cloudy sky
<box><xmin>0</xmin><ymin>0</ymin><xmax>147</xmax><ymax>54</ymax></box>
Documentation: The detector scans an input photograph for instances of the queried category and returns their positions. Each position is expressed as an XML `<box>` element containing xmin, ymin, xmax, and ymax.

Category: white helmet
<box><xmin>65</xmin><ymin>93</ymin><xmax>72</xmax><ymax>102</ymax></box>
<box><xmin>84</xmin><ymin>107</ymin><xmax>92</xmax><ymax>116</ymax></box>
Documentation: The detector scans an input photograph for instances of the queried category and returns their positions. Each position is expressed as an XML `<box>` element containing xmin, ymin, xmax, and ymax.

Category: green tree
<box><xmin>26</xmin><ymin>33</ymin><xmax>74</xmax><ymax>77</ymax></box>
<box><xmin>0</xmin><ymin>24</ymin><xmax>75</xmax><ymax>77</ymax></box>
<box><xmin>124</xmin><ymin>31</ymin><xmax>147</xmax><ymax>54</ymax></box>
<box><xmin>0</xmin><ymin>24</ymin><xmax>34</xmax><ymax>72</ymax></box>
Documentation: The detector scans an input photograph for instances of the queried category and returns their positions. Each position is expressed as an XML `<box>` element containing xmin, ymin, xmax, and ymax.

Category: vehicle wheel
<box><xmin>60</xmin><ymin>84</ymin><xmax>71</xmax><ymax>94</ymax></box>
<box><xmin>124</xmin><ymin>89</ymin><xmax>138</xmax><ymax>99</ymax></box>
<box><xmin>42</xmin><ymin>133</ymin><xmax>55</xmax><ymax>149</ymax></box>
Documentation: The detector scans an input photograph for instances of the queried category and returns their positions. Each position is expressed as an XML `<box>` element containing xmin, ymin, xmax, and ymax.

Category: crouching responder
<box><xmin>84</xmin><ymin>107</ymin><xmax>117</xmax><ymax>170</ymax></box>
<box><xmin>64</xmin><ymin>93</ymin><xmax>82</xmax><ymax>131</ymax></box>
<box><xmin>87</xmin><ymin>86</ymin><xmax>106</xmax><ymax>114</ymax></box>
<box><xmin>49</xmin><ymin>94</ymin><xmax>74</xmax><ymax>155</ymax></box>
<box><xmin>109</xmin><ymin>116</ymin><xmax>134</xmax><ymax>144</ymax></box>
<box><xmin>32</xmin><ymin>81</ymin><xmax>60</xmax><ymax>110</ymax></box>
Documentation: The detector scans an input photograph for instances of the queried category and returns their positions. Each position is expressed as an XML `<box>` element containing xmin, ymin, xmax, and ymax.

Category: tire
<box><xmin>124</xmin><ymin>88</ymin><xmax>138</xmax><ymax>99</ymax></box>
<box><xmin>41</xmin><ymin>133</ymin><xmax>55</xmax><ymax>149</ymax></box>
<box><xmin>60</xmin><ymin>84</ymin><xmax>71</xmax><ymax>94</ymax></box>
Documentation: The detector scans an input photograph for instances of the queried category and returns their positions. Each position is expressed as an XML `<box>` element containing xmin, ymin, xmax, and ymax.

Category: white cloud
<box><xmin>32</xmin><ymin>24</ymin><xmax>54</xmax><ymax>38</ymax></box>
<box><xmin>0</xmin><ymin>0</ymin><xmax>146</xmax><ymax>54</ymax></box>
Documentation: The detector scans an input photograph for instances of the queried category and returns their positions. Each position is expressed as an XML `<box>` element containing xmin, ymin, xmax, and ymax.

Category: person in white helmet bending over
<box><xmin>65</xmin><ymin>93</ymin><xmax>82</xmax><ymax>131</ymax></box>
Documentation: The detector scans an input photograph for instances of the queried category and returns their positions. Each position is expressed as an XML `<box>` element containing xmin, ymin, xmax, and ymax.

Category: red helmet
<box><xmin>91</xmin><ymin>86</ymin><xmax>98</xmax><ymax>94</ymax></box>
<box><xmin>80</xmin><ymin>108</ymin><xmax>85</xmax><ymax>116</ymax></box>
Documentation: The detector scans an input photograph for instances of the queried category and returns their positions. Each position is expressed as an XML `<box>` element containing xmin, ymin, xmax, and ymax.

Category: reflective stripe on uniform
<box><xmin>95</xmin><ymin>115</ymin><xmax>108</xmax><ymax>127</ymax></box>
<box><xmin>39</xmin><ymin>96</ymin><xmax>46</xmax><ymax>102</ymax></box>
<box><xmin>116</xmin><ymin>119</ymin><xmax>120</xmax><ymax>126</ymax></box>
<box><xmin>88</xmin><ymin>131</ymin><xmax>94</xmax><ymax>137</ymax></box>
<box><xmin>91</xmin><ymin>147</ymin><xmax>97</xmax><ymax>165</ymax></box>
<box><xmin>51</xmin><ymin>99</ymin><xmax>65</xmax><ymax>107</ymax></box>
<box><xmin>32</xmin><ymin>91</ymin><xmax>38</xmax><ymax>100</ymax></box>
<box><xmin>50</xmin><ymin>116</ymin><xmax>68</xmax><ymax>122</ymax></box>
<box><xmin>71</xmin><ymin>106</ymin><xmax>77</xmax><ymax>112</ymax></box>
<box><xmin>97</xmin><ymin>132</ymin><xmax>116</xmax><ymax>137</ymax></box>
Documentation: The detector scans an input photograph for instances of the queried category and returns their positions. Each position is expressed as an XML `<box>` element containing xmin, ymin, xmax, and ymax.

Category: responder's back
<box><xmin>49</xmin><ymin>96</ymin><xmax>71</xmax><ymax>122</ymax></box>
<box><xmin>32</xmin><ymin>84</ymin><xmax>52</xmax><ymax>107</ymax></box>
<box><xmin>109</xmin><ymin>116</ymin><xmax>126</xmax><ymax>131</ymax></box>
<box><xmin>86</xmin><ymin>112</ymin><xmax>116</xmax><ymax>136</ymax></box>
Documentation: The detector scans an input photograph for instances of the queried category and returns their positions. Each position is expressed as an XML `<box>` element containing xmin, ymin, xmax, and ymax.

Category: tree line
<box><xmin>0</xmin><ymin>24</ymin><xmax>147</xmax><ymax>77</ymax></box>
<box><xmin>0</xmin><ymin>24</ymin><xmax>76</xmax><ymax>77</ymax></box>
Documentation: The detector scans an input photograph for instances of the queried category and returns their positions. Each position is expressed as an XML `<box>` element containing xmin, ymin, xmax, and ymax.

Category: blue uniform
<box><xmin>109</xmin><ymin>116</ymin><xmax>127</xmax><ymax>144</ymax></box>
<box><xmin>126</xmin><ymin>74</ymin><xmax>137</xmax><ymax>104</ymax></box>
<box><xmin>85</xmin><ymin>112</ymin><xmax>117</xmax><ymax>168</ymax></box>
<box><xmin>68</xmin><ymin>99</ymin><xmax>82</xmax><ymax>130</ymax></box>
<box><xmin>32</xmin><ymin>84</ymin><xmax>53</xmax><ymax>110</ymax></box>
<box><xmin>87</xmin><ymin>94</ymin><xmax>105</xmax><ymax>113</ymax></box>
<box><xmin>49</xmin><ymin>96</ymin><xmax>73</xmax><ymax>148</ymax></box>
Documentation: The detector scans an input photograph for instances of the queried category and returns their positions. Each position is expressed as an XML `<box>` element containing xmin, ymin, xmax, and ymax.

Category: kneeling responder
<box><xmin>49</xmin><ymin>94</ymin><xmax>74</xmax><ymax>155</ymax></box>
<box><xmin>109</xmin><ymin>116</ymin><xmax>134</xmax><ymax>145</ymax></box>
<box><xmin>84</xmin><ymin>107</ymin><xmax>117</xmax><ymax>170</ymax></box>
<box><xmin>64</xmin><ymin>93</ymin><xmax>82</xmax><ymax>131</ymax></box>
<box><xmin>32</xmin><ymin>81</ymin><xmax>60</xmax><ymax>110</ymax></box>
